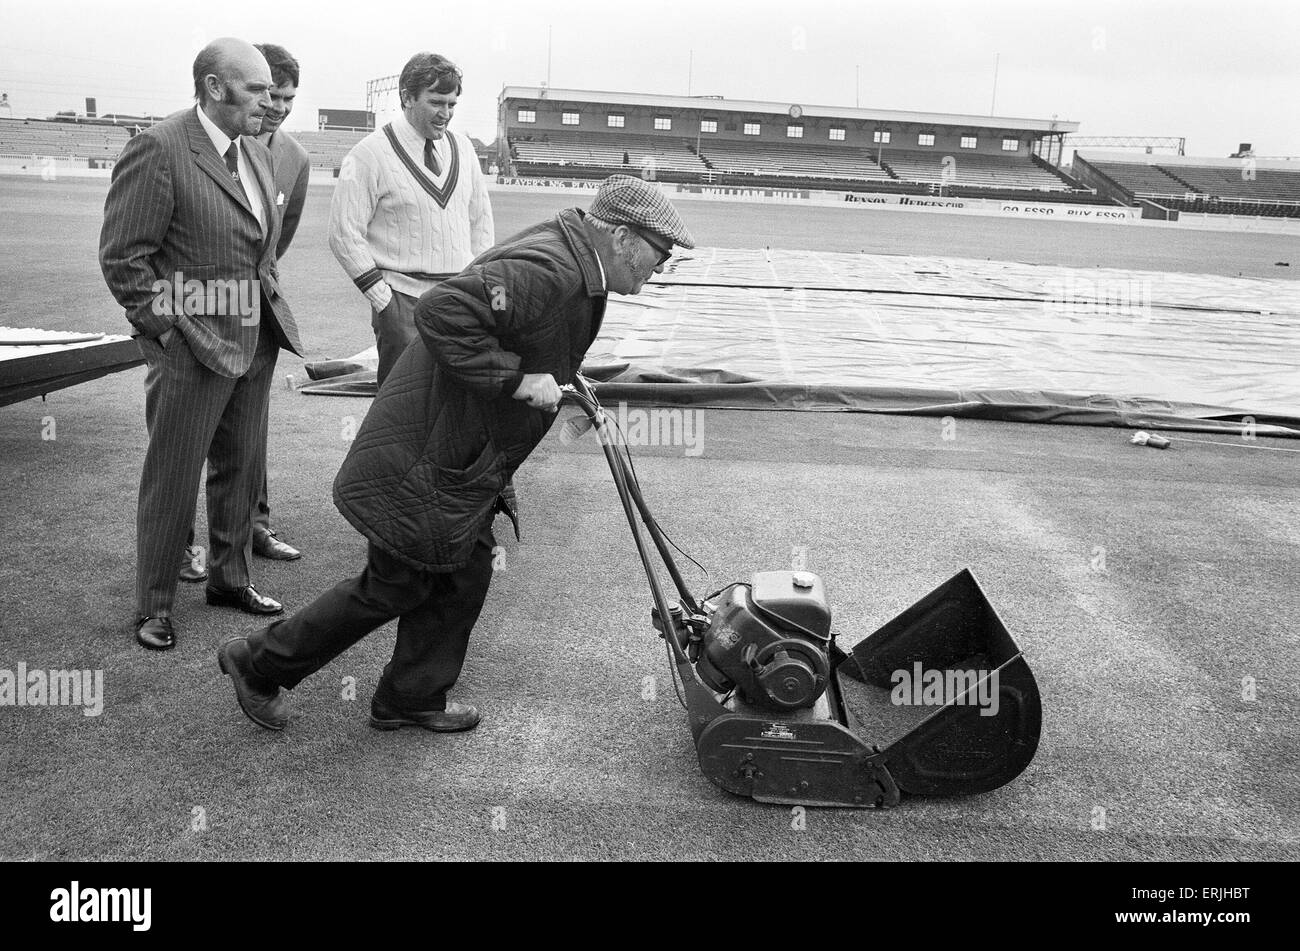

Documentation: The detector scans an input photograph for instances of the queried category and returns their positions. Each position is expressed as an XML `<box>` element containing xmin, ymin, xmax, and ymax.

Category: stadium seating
<box><xmin>1087</xmin><ymin>161</ymin><xmax>1190</xmax><ymax>198</ymax></box>
<box><xmin>696</xmin><ymin>141</ymin><xmax>895</xmax><ymax>182</ymax></box>
<box><xmin>880</xmin><ymin>151</ymin><xmax>1074</xmax><ymax>191</ymax></box>
<box><xmin>292</xmin><ymin>129</ymin><xmax>369</xmax><ymax>169</ymax></box>
<box><xmin>0</xmin><ymin>118</ymin><xmax>129</xmax><ymax>161</ymax></box>
<box><xmin>0</xmin><ymin>118</ymin><xmax>369</xmax><ymax>171</ymax></box>
<box><xmin>504</xmin><ymin>132</ymin><xmax>1094</xmax><ymax>195</ymax></box>
<box><xmin>1160</xmin><ymin>164</ymin><xmax>1300</xmax><ymax>203</ymax></box>
<box><xmin>509</xmin><ymin>131</ymin><xmax>707</xmax><ymax>179</ymax></box>
<box><xmin>943</xmin><ymin>185</ymin><xmax>1115</xmax><ymax>204</ymax></box>
<box><xmin>1161</xmin><ymin>196</ymin><xmax>1300</xmax><ymax>217</ymax></box>
<box><xmin>1083</xmin><ymin>158</ymin><xmax>1300</xmax><ymax>216</ymax></box>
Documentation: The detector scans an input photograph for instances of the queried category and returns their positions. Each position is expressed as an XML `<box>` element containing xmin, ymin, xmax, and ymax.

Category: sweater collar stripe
<box><xmin>382</xmin><ymin>123</ymin><xmax>460</xmax><ymax>209</ymax></box>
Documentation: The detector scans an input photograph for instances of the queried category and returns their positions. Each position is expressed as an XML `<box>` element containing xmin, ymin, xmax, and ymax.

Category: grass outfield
<box><xmin>1</xmin><ymin>177</ymin><xmax>1297</xmax><ymax>861</ymax></box>
<box><xmin>494</xmin><ymin>189</ymin><xmax>1300</xmax><ymax>281</ymax></box>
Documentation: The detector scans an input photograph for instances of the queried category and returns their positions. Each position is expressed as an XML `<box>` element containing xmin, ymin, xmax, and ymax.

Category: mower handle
<box><xmin>561</xmin><ymin>375</ymin><xmax>701</xmax><ymax>655</ymax></box>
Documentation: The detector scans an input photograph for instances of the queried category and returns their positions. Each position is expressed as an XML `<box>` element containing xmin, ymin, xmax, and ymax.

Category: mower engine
<box><xmin>693</xmin><ymin>571</ymin><xmax>832</xmax><ymax>711</ymax></box>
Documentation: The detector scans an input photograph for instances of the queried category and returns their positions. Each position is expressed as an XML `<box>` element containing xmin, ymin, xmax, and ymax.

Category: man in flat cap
<box><xmin>218</xmin><ymin>174</ymin><xmax>694</xmax><ymax>734</ymax></box>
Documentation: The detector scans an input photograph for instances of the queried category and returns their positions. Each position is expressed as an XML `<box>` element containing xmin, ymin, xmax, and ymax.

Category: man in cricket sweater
<box><xmin>328</xmin><ymin>51</ymin><xmax>494</xmax><ymax>387</ymax></box>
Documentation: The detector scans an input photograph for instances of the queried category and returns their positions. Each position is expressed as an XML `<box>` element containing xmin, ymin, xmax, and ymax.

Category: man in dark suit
<box><xmin>100</xmin><ymin>37</ymin><xmax>304</xmax><ymax>650</ymax></box>
<box><xmin>254</xmin><ymin>44</ymin><xmax>311</xmax><ymax>261</ymax></box>
<box><xmin>247</xmin><ymin>41</ymin><xmax>311</xmax><ymax>562</ymax></box>
<box><xmin>175</xmin><ymin>42</ymin><xmax>311</xmax><ymax>579</ymax></box>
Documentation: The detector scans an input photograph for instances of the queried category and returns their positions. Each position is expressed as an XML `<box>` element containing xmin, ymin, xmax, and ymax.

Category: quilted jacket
<box><xmin>333</xmin><ymin>208</ymin><xmax>609</xmax><ymax>571</ymax></box>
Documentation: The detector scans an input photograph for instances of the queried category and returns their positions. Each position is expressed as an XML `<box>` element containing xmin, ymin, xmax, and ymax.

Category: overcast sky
<box><xmin>3</xmin><ymin>0</ymin><xmax>1297</xmax><ymax>157</ymax></box>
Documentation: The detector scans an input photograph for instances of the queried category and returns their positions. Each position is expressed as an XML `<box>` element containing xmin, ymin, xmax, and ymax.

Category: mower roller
<box><xmin>562</xmin><ymin>374</ymin><xmax>1042</xmax><ymax>808</ymax></box>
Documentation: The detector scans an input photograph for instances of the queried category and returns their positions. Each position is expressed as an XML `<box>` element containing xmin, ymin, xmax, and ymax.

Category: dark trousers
<box><xmin>186</xmin><ymin>442</ymin><xmax>272</xmax><ymax>554</ymax></box>
<box><xmin>256</xmin><ymin>475</ymin><xmax>274</xmax><ymax>535</ymax></box>
<box><xmin>371</xmin><ymin>290</ymin><xmax>420</xmax><ymax>388</ymax></box>
<box><xmin>136</xmin><ymin>324</ymin><xmax>278</xmax><ymax>617</ymax></box>
<box><xmin>247</xmin><ymin>521</ymin><xmax>496</xmax><ymax>709</ymax></box>
<box><xmin>253</xmin><ymin>474</ymin><xmax>271</xmax><ymax>537</ymax></box>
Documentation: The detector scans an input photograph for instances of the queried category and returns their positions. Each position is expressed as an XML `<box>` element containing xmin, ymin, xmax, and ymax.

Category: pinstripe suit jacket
<box><xmin>99</xmin><ymin>107</ymin><xmax>303</xmax><ymax>378</ymax></box>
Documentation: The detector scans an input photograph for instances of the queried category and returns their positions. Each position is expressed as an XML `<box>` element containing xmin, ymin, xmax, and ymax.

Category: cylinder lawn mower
<box><xmin>562</xmin><ymin>374</ymin><xmax>1042</xmax><ymax>809</ymax></box>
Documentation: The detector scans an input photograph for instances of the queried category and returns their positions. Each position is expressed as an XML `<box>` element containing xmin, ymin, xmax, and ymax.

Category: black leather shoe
<box><xmin>178</xmin><ymin>546</ymin><xmax>208</xmax><ymax>583</ymax></box>
<box><xmin>217</xmin><ymin>637</ymin><xmax>288</xmax><ymax>731</ymax></box>
<box><xmin>253</xmin><ymin>531</ymin><xmax>301</xmax><ymax>561</ymax></box>
<box><xmin>135</xmin><ymin>615</ymin><xmax>175</xmax><ymax>651</ymax></box>
<box><xmin>205</xmin><ymin>584</ymin><xmax>283</xmax><ymax>615</ymax></box>
<box><xmin>369</xmin><ymin>698</ymin><xmax>480</xmax><ymax>733</ymax></box>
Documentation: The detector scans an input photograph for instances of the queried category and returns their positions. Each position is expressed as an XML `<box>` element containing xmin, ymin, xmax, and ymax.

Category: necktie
<box><xmin>423</xmin><ymin>138</ymin><xmax>441</xmax><ymax>176</ymax></box>
<box><xmin>224</xmin><ymin>142</ymin><xmax>240</xmax><ymax>183</ymax></box>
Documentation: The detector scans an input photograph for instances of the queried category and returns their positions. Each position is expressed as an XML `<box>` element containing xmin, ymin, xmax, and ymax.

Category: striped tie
<box><xmin>423</xmin><ymin>138</ymin><xmax>441</xmax><ymax>176</ymax></box>
<box><xmin>224</xmin><ymin>143</ymin><xmax>240</xmax><ymax>183</ymax></box>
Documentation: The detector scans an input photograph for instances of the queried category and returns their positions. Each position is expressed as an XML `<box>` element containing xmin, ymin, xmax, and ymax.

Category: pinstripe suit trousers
<box><xmin>136</xmin><ymin>320</ymin><xmax>279</xmax><ymax>617</ymax></box>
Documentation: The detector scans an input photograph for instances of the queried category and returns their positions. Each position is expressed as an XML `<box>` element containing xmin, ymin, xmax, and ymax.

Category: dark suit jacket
<box><xmin>99</xmin><ymin>107</ymin><xmax>303</xmax><ymax>378</ymax></box>
<box><xmin>265</xmin><ymin>129</ymin><xmax>311</xmax><ymax>259</ymax></box>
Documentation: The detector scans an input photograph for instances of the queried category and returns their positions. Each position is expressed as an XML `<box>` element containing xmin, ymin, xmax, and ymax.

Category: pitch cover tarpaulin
<box><xmin>302</xmin><ymin>248</ymin><xmax>1300</xmax><ymax>437</ymax></box>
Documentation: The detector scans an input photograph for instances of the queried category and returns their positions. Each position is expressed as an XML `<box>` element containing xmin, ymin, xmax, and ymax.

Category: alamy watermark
<box><xmin>614</xmin><ymin>402</ymin><xmax>705</xmax><ymax>456</ymax></box>
<box><xmin>1042</xmin><ymin>276</ymin><xmax>1153</xmax><ymax>320</ymax></box>
<box><xmin>150</xmin><ymin>272</ymin><xmax>261</xmax><ymax>324</ymax></box>
<box><xmin>0</xmin><ymin>663</ymin><xmax>103</xmax><ymax>716</ymax></box>
<box><xmin>50</xmin><ymin>882</ymin><xmax>150</xmax><ymax>931</ymax></box>
<box><xmin>890</xmin><ymin>662</ymin><xmax>999</xmax><ymax>716</ymax></box>
<box><xmin>563</xmin><ymin>401</ymin><xmax>706</xmax><ymax>456</ymax></box>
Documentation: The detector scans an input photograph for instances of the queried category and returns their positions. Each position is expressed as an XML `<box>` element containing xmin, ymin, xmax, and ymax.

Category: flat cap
<box><xmin>589</xmin><ymin>174</ymin><xmax>695</xmax><ymax>249</ymax></box>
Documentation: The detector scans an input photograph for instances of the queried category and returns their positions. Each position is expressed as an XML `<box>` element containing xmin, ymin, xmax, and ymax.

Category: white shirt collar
<box><xmin>195</xmin><ymin>104</ymin><xmax>265</xmax><ymax>233</ymax></box>
<box><xmin>592</xmin><ymin>244</ymin><xmax>607</xmax><ymax>291</ymax></box>
<box><xmin>397</xmin><ymin>113</ymin><xmax>444</xmax><ymax>147</ymax></box>
<box><xmin>195</xmin><ymin>104</ymin><xmax>234</xmax><ymax>159</ymax></box>
<box><xmin>396</xmin><ymin>112</ymin><xmax>421</xmax><ymax>143</ymax></box>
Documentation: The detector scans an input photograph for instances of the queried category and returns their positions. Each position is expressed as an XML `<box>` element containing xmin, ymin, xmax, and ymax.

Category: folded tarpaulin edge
<box><xmin>295</xmin><ymin>362</ymin><xmax>1300</xmax><ymax>437</ymax></box>
<box><xmin>583</xmin><ymin>380</ymin><xmax>1300</xmax><ymax>438</ymax></box>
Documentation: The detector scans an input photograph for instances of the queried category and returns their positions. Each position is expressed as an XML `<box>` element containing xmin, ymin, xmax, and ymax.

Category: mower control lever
<box><xmin>652</xmin><ymin>605</ymin><xmax>711</xmax><ymax>667</ymax></box>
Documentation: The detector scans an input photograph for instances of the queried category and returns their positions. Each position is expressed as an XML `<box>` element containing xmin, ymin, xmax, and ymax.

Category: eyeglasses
<box><xmin>628</xmin><ymin>226</ymin><xmax>673</xmax><ymax>267</ymax></box>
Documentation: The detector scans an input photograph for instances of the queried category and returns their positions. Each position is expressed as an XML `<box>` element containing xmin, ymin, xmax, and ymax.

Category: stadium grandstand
<box><xmin>496</xmin><ymin>86</ymin><xmax>1115</xmax><ymax>202</ymax></box>
<box><xmin>1073</xmin><ymin>151</ymin><xmax>1300</xmax><ymax>218</ymax></box>
<box><xmin>0</xmin><ymin>113</ymin><xmax>492</xmax><ymax>175</ymax></box>
<box><xmin>294</xmin><ymin>107</ymin><xmax>372</xmax><ymax>169</ymax></box>
<box><xmin>0</xmin><ymin>117</ymin><xmax>130</xmax><ymax>166</ymax></box>
<box><xmin>293</xmin><ymin>129</ymin><xmax>368</xmax><ymax>169</ymax></box>
<box><xmin>5</xmin><ymin>88</ymin><xmax>1299</xmax><ymax>220</ymax></box>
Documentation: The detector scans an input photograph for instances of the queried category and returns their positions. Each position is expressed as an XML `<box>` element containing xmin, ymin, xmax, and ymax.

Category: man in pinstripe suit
<box><xmin>99</xmin><ymin>37</ymin><xmax>304</xmax><ymax>651</ymax></box>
